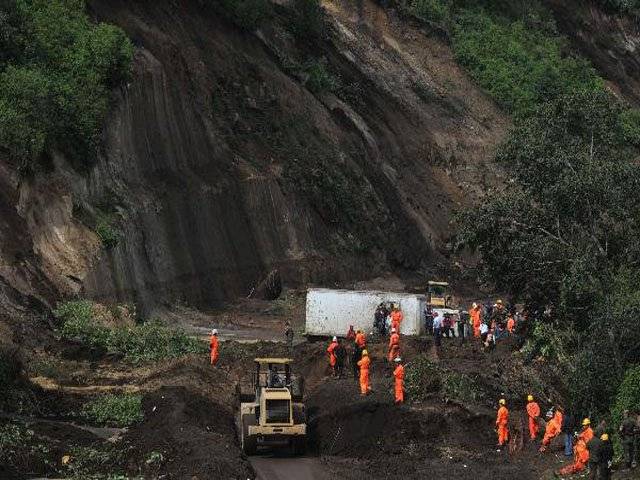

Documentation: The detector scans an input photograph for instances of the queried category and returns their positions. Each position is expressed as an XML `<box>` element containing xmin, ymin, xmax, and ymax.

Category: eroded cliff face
<box><xmin>2</xmin><ymin>0</ymin><xmax>510</xmax><ymax>316</ymax></box>
<box><xmin>544</xmin><ymin>0</ymin><xmax>640</xmax><ymax>105</ymax></box>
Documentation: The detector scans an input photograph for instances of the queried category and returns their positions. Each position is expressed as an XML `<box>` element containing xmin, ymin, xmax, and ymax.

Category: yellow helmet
<box><xmin>527</xmin><ymin>395</ymin><xmax>534</xmax><ymax>402</ymax></box>
<box><xmin>362</xmin><ymin>349</ymin><xmax>369</xmax><ymax>356</ymax></box>
<box><xmin>496</xmin><ymin>299</ymin><xmax>503</xmax><ymax>305</ymax></box>
<box><xmin>499</xmin><ymin>398</ymin><xmax>506</xmax><ymax>406</ymax></box>
<box><xmin>600</xmin><ymin>433</ymin><xmax>609</xmax><ymax>441</ymax></box>
<box><xmin>582</xmin><ymin>418</ymin><xmax>591</xmax><ymax>426</ymax></box>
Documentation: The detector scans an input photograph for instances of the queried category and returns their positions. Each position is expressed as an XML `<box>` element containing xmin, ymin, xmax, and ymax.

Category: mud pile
<box><xmin>122</xmin><ymin>386</ymin><xmax>252</xmax><ymax>479</ymax></box>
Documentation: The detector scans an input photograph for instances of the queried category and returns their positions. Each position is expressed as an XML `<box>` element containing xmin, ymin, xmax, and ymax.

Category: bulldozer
<box><xmin>427</xmin><ymin>280</ymin><xmax>455</xmax><ymax>308</ymax></box>
<box><xmin>236</xmin><ymin>358</ymin><xmax>306</xmax><ymax>455</ymax></box>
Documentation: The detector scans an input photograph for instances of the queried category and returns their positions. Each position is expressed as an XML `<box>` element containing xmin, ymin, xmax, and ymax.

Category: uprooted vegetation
<box><xmin>55</xmin><ymin>301</ymin><xmax>207</xmax><ymax>362</ymax></box>
<box><xmin>82</xmin><ymin>394</ymin><xmax>144</xmax><ymax>427</ymax></box>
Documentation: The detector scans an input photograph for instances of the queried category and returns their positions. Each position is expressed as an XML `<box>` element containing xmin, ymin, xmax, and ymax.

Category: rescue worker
<box><xmin>355</xmin><ymin>329</ymin><xmax>367</xmax><ymax>349</ymax></box>
<box><xmin>470</xmin><ymin>303</ymin><xmax>482</xmax><ymax>338</ymax></box>
<box><xmin>507</xmin><ymin>315</ymin><xmax>515</xmax><ymax>334</ymax></box>
<box><xmin>540</xmin><ymin>409</ymin><xmax>561</xmax><ymax>452</ymax></box>
<box><xmin>587</xmin><ymin>431</ymin><xmax>603</xmax><ymax>479</ymax></box>
<box><xmin>526</xmin><ymin>395</ymin><xmax>540</xmax><ymax>441</ymax></box>
<box><xmin>491</xmin><ymin>299</ymin><xmax>508</xmax><ymax>339</ymax></box>
<box><xmin>579</xmin><ymin>418</ymin><xmax>594</xmax><ymax>444</ymax></box>
<box><xmin>558</xmin><ymin>438</ymin><xmax>590</xmax><ymax>476</ymax></box>
<box><xmin>391</xmin><ymin>306</ymin><xmax>403</xmax><ymax>333</ymax></box>
<box><xmin>327</xmin><ymin>336</ymin><xmax>338</xmax><ymax>376</ymax></box>
<box><xmin>599</xmin><ymin>433</ymin><xmax>613</xmax><ymax>480</ymax></box>
<box><xmin>619</xmin><ymin>410</ymin><xmax>638</xmax><ymax>469</ymax></box>
<box><xmin>393</xmin><ymin>357</ymin><xmax>404</xmax><ymax>404</ymax></box>
<box><xmin>388</xmin><ymin>328</ymin><xmax>400</xmax><ymax>362</ymax></box>
<box><xmin>562</xmin><ymin>412</ymin><xmax>575</xmax><ymax>457</ymax></box>
<box><xmin>496</xmin><ymin>398</ymin><xmax>509</xmax><ymax>450</ymax></box>
<box><xmin>346</xmin><ymin>325</ymin><xmax>356</xmax><ymax>342</ymax></box>
<box><xmin>209</xmin><ymin>329</ymin><xmax>219</xmax><ymax>366</ymax></box>
<box><xmin>284</xmin><ymin>321</ymin><xmax>294</xmax><ymax>356</ymax></box>
<box><xmin>351</xmin><ymin>342</ymin><xmax>361</xmax><ymax>381</ymax></box>
<box><xmin>335</xmin><ymin>340</ymin><xmax>346</xmax><ymax>379</ymax></box>
<box><xmin>357</xmin><ymin>349</ymin><xmax>371</xmax><ymax>395</ymax></box>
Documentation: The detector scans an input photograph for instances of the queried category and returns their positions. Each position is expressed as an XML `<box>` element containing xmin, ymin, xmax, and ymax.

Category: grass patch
<box><xmin>405</xmin><ymin>356</ymin><xmax>442</xmax><ymax>401</ymax></box>
<box><xmin>55</xmin><ymin>301</ymin><xmax>207</xmax><ymax>363</ymax></box>
<box><xmin>0</xmin><ymin>422</ymin><xmax>52</xmax><ymax>475</ymax></box>
<box><xmin>82</xmin><ymin>394</ymin><xmax>143</xmax><ymax>427</ymax></box>
<box><xmin>62</xmin><ymin>445</ymin><xmax>137</xmax><ymax>480</ymax></box>
<box><xmin>95</xmin><ymin>213</ymin><xmax>121</xmax><ymax>249</ymax></box>
<box><xmin>303</xmin><ymin>59</ymin><xmax>338</xmax><ymax>94</ymax></box>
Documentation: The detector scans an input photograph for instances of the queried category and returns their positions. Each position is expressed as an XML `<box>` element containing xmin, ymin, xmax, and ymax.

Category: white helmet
<box><xmin>391</xmin><ymin>328</ymin><xmax>397</xmax><ymax>333</ymax></box>
<box><xmin>394</xmin><ymin>357</ymin><xmax>402</xmax><ymax>363</ymax></box>
<box><xmin>332</xmin><ymin>336</ymin><xmax>337</xmax><ymax>342</ymax></box>
<box><xmin>212</xmin><ymin>329</ymin><xmax>218</xmax><ymax>335</ymax></box>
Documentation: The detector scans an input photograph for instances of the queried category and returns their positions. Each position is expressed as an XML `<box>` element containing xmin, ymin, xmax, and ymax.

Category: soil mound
<box><xmin>122</xmin><ymin>385</ymin><xmax>252</xmax><ymax>479</ymax></box>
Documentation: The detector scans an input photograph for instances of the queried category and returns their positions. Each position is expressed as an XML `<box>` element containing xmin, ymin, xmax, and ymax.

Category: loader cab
<box><xmin>252</xmin><ymin>358</ymin><xmax>294</xmax><ymax>426</ymax></box>
<box><xmin>427</xmin><ymin>281</ymin><xmax>453</xmax><ymax>308</ymax></box>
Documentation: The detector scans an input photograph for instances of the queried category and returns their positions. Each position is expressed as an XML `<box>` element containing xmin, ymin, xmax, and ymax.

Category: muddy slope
<box><xmin>543</xmin><ymin>0</ymin><xmax>640</xmax><ymax>105</ymax></box>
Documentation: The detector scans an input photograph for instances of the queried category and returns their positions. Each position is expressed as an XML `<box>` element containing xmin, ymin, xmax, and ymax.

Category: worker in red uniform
<box><xmin>393</xmin><ymin>357</ymin><xmax>404</xmax><ymax>404</ymax></box>
<box><xmin>209</xmin><ymin>329</ymin><xmax>219</xmax><ymax>366</ymax></box>
<box><xmin>470</xmin><ymin>303</ymin><xmax>481</xmax><ymax>338</ymax></box>
<box><xmin>388</xmin><ymin>328</ymin><xmax>400</xmax><ymax>362</ymax></box>
<box><xmin>390</xmin><ymin>306</ymin><xmax>403</xmax><ymax>332</ymax></box>
<box><xmin>578</xmin><ymin>418</ymin><xmax>594</xmax><ymax>444</ymax></box>
<box><xmin>526</xmin><ymin>394</ymin><xmax>541</xmax><ymax>440</ymax></box>
<box><xmin>540</xmin><ymin>409</ymin><xmax>562</xmax><ymax>452</ymax></box>
<box><xmin>357</xmin><ymin>349</ymin><xmax>371</xmax><ymax>395</ymax></box>
<box><xmin>346</xmin><ymin>325</ymin><xmax>356</xmax><ymax>341</ymax></box>
<box><xmin>327</xmin><ymin>336</ymin><xmax>338</xmax><ymax>376</ymax></box>
<box><xmin>558</xmin><ymin>439</ymin><xmax>589</xmax><ymax>475</ymax></box>
<box><xmin>355</xmin><ymin>329</ymin><xmax>366</xmax><ymax>349</ymax></box>
<box><xmin>496</xmin><ymin>398</ymin><xmax>509</xmax><ymax>450</ymax></box>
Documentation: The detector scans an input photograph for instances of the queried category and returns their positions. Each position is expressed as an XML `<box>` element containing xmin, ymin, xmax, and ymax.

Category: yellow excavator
<box><xmin>427</xmin><ymin>281</ymin><xmax>454</xmax><ymax>308</ymax></box>
<box><xmin>236</xmin><ymin>358</ymin><xmax>306</xmax><ymax>455</ymax></box>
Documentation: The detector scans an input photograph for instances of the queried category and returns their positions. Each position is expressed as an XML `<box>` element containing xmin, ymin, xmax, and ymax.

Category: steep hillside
<box><xmin>3</xmin><ymin>0</ymin><xmax>508</xmax><ymax>315</ymax></box>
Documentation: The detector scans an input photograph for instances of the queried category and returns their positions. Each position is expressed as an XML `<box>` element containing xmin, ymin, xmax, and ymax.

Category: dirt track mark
<box><xmin>250</xmin><ymin>456</ymin><xmax>333</xmax><ymax>480</ymax></box>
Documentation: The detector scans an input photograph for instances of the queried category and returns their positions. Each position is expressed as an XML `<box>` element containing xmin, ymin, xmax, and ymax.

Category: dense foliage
<box><xmin>0</xmin><ymin>0</ymin><xmax>132</xmax><ymax>170</ymax></box>
<box><xmin>452</xmin><ymin>10</ymin><xmax>602</xmax><ymax>116</ymax></box>
<box><xmin>55</xmin><ymin>301</ymin><xmax>206</xmax><ymax>362</ymax></box>
<box><xmin>82</xmin><ymin>394</ymin><xmax>144</xmax><ymax>427</ymax></box>
<box><xmin>459</xmin><ymin>90</ymin><xmax>640</xmax><ymax>415</ymax></box>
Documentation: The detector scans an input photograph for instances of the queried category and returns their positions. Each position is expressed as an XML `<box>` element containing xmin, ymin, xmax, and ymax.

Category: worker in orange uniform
<box><xmin>209</xmin><ymin>329</ymin><xmax>219</xmax><ymax>366</ymax></box>
<box><xmin>558</xmin><ymin>438</ymin><xmax>589</xmax><ymax>475</ymax></box>
<box><xmin>391</xmin><ymin>306</ymin><xmax>403</xmax><ymax>333</ymax></box>
<box><xmin>357</xmin><ymin>349</ymin><xmax>371</xmax><ymax>395</ymax></box>
<box><xmin>507</xmin><ymin>315</ymin><xmax>515</xmax><ymax>334</ymax></box>
<box><xmin>327</xmin><ymin>336</ymin><xmax>338</xmax><ymax>376</ymax></box>
<box><xmin>578</xmin><ymin>418</ymin><xmax>594</xmax><ymax>444</ymax></box>
<box><xmin>355</xmin><ymin>329</ymin><xmax>367</xmax><ymax>349</ymax></box>
<box><xmin>526</xmin><ymin>394</ymin><xmax>541</xmax><ymax>440</ymax></box>
<box><xmin>388</xmin><ymin>328</ymin><xmax>400</xmax><ymax>362</ymax></box>
<box><xmin>393</xmin><ymin>357</ymin><xmax>404</xmax><ymax>404</ymax></box>
<box><xmin>540</xmin><ymin>409</ymin><xmax>561</xmax><ymax>452</ymax></box>
<box><xmin>496</xmin><ymin>398</ymin><xmax>509</xmax><ymax>450</ymax></box>
<box><xmin>470</xmin><ymin>303</ymin><xmax>481</xmax><ymax>338</ymax></box>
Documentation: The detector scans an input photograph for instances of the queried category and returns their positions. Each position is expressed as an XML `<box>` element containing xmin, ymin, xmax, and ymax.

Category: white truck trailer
<box><xmin>305</xmin><ymin>288</ymin><xmax>427</xmax><ymax>336</ymax></box>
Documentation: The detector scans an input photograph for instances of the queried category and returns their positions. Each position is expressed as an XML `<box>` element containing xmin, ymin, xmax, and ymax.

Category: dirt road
<box><xmin>250</xmin><ymin>456</ymin><xmax>333</xmax><ymax>480</ymax></box>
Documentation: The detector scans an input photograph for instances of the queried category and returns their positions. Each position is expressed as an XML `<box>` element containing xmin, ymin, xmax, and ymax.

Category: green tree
<box><xmin>0</xmin><ymin>0</ymin><xmax>132</xmax><ymax>169</ymax></box>
<box><xmin>458</xmin><ymin>90</ymin><xmax>640</xmax><ymax>415</ymax></box>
